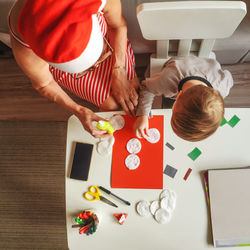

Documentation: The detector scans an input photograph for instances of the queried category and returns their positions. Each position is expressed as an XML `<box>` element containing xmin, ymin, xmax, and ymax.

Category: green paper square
<box><xmin>188</xmin><ymin>147</ymin><xmax>202</xmax><ymax>161</ymax></box>
<box><xmin>228</xmin><ymin>115</ymin><xmax>240</xmax><ymax>128</ymax></box>
<box><xmin>220</xmin><ymin>117</ymin><xmax>227</xmax><ymax>126</ymax></box>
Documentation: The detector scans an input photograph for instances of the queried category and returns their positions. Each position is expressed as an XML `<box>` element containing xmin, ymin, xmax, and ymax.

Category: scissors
<box><xmin>84</xmin><ymin>185</ymin><xmax>118</xmax><ymax>208</ymax></box>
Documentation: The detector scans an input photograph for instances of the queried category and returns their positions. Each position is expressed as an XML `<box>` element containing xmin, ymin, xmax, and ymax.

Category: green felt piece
<box><xmin>188</xmin><ymin>147</ymin><xmax>202</xmax><ymax>161</ymax></box>
<box><xmin>220</xmin><ymin>117</ymin><xmax>227</xmax><ymax>126</ymax></box>
<box><xmin>228</xmin><ymin>115</ymin><xmax>240</xmax><ymax>128</ymax></box>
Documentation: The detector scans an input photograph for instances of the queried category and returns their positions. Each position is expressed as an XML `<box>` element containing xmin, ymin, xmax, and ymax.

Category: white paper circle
<box><xmin>109</xmin><ymin>115</ymin><xmax>125</xmax><ymax>130</ymax></box>
<box><xmin>126</xmin><ymin>138</ymin><xmax>141</xmax><ymax>154</ymax></box>
<box><xmin>146</xmin><ymin>128</ymin><xmax>160</xmax><ymax>144</ymax></box>
<box><xmin>97</xmin><ymin>136</ymin><xmax>115</xmax><ymax>156</ymax></box>
<box><xmin>150</xmin><ymin>200</ymin><xmax>160</xmax><ymax>215</ymax></box>
<box><xmin>154</xmin><ymin>208</ymin><xmax>171</xmax><ymax>224</ymax></box>
<box><xmin>160</xmin><ymin>197</ymin><xmax>171</xmax><ymax>212</ymax></box>
<box><xmin>125</xmin><ymin>154</ymin><xmax>140</xmax><ymax>170</ymax></box>
<box><xmin>136</xmin><ymin>200</ymin><xmax>151</xmax><ymax>217</ymax></box>
<box><xmin>169</xmin><ymin>190</ymin><xmax>177</xmax><ymax>201</ymax></box>
<box><xmin>168</xmin><ymin>197</ymin><xmax>176</xmax><ymax>211</ymax></box>
<box><xmin>160</xmin><ymin>197</ymin><xmax>176</xmax><ymax>213</ymax></box>
<box><xmin>159</xmin><ymin>189</ymin><xmax>171</xmax><ymax>200</ymax></box>
<box><xmin>159</xmin><ymin>189</ymin><xmax>176</xmax><ymax>202</ymax></box>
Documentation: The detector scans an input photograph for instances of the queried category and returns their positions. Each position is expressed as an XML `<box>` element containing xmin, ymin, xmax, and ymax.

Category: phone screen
<box><xmin>70</xmin><ymin>142</ymin><xmax>93</xmax><ymax>181</ymax></box>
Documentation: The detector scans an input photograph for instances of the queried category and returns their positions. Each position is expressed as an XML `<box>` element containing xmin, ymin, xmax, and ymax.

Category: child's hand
<box><xmin>134</xmin><ymin>115</ymin><xmax>149</xmax><ymax>139</ymax></box>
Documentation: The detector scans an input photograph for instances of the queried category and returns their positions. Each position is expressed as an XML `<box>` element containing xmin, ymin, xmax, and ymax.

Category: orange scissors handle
<box><xmin>84</xmin><ymin>185</ymin><xmax>101</xmax><ymax>201</ymax></box>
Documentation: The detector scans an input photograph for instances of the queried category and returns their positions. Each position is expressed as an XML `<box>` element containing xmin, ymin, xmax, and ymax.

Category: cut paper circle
<box><xmin>169</xmin><ymin>190</ymin><xmax>177</xmax><ymax>201</ymax></box>
<box><xmin>159</xmin><ymin>189</ymin><xmax>171</xmax><ymax>200</ymax></box>
<box><xmin>159</xmin><ymin>189</ymin><xmax>176</xmax><ymax>201</ymax></box>
<box><xmin>160</xmin><ymin>197</ymin><xmax>176</xmax><ymax>213</ymax></box>
<box><xmin>154</xmin><ymin>208</ymin><xmax>171</xmax><ymax>224</ymax></box>
<box><xmin>126</xmin><ymin>138</ymin><xmax>142</xmax><ymax>154</ymax></box>
<box><xmin>150</xmin><ymin>200</ymin><xmax>160</xmax><ymax>215</ymax></box>
<box><xmin>109</xmin><ymin>115</ymin><xmax>125</xmax><ymax>131</ymax></box>
<box><xmin>125</xmin><ymin>154</ymin><xmax>140</xmax><ymax>170</ymax></box>
<box><xmin>146</xmin><ymin>128</ymin><xmax>160</xmax><ymax>144</ymax></box>
<box><xmin>97</xmin><ymin>136</ymin><xmax>115</xmax><ymax>155</ymax></box>
<box><xmin>136</xmin><ymin>200</ymin><xmax>151</xmax><ymax>217</ymax></box>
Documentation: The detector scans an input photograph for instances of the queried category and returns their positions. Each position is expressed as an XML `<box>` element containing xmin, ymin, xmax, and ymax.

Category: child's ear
<box><xmin>173</xmin><ymin>91</ymin><xmax>183</xmax><ymax>111</ymax></box>
<box><xmin>176</xmin><ymin>90</ymin><xmax>183</xmax><ymax>101</ymax></box>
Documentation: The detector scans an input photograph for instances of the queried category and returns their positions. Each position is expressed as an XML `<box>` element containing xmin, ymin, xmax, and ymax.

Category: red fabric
<box><xmin>50</xmin><ymin>14</ymin><xmax>136</xmax><ymax>107</ymax></box>
<box><xmin>111</xmin><ymin>115</ymin><xmax>164</xmax><ymax>189</ymax></box>
<box><xmin>17</xmin><ymin>0</ymin><xmax>102</xmax><ymax>63</ymax></box>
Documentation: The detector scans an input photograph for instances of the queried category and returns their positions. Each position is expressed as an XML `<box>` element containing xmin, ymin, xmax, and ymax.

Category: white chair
<box><xmin>136</xmin><ymin>1</ymin><xmax>247</xmax><ymax>76</ymax></box>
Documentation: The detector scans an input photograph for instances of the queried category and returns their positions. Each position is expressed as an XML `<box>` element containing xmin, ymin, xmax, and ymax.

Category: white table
<box><xmin>65</xmin><ymin>109</ymin><xmax>250</xmax><ymax>250</ymax></box>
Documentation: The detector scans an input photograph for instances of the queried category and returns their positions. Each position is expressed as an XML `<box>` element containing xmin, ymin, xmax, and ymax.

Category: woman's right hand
<box><xmin>134</xmin><ymin>115</ymin><xmax>149</xmax><ymax>139</ymax></box>
<box><xmin>76</xmin><ymin>107</ymin><xmax>111</xmax><ymax>138</ymax></box>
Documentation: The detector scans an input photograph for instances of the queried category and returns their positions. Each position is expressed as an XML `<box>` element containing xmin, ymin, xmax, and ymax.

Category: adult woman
<box><xmin>9</xmin><ymin>0</ymin><xmax>139</xmax><ymax>137</ymax></box>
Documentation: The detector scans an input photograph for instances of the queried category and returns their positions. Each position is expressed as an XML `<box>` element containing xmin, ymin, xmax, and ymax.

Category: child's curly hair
<box><xmin>171</xmin><ymin>85</ymin><xmax>224</xmax><ymax>142</ymax></box>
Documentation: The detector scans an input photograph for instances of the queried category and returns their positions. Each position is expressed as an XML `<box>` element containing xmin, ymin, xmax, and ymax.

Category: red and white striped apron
<box><xmin>9</xmin><ymin>12</ymin><xmax>136</xmax><ymax>107</ymax></box>
<box><xmin>49</xmin><ymin>13</ymin><xmax>136</xmax><ymax>107</ymax></box>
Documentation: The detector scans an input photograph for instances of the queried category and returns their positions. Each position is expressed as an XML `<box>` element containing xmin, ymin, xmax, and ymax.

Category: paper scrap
<box><xmin>220</xmin><ymin>117</ymin><xmax>227</xmax><ymax>127</ymax></box>
<box><xmin>166</xmin><ymin>142</ymin><xmax>175</xmax><ymax>150</ymax></box>
<box><xmin>184</xmin><ymin>168</ymin><xmax>192</xmax><ymax>181</ymax></box>
<box><xmin>188</xmin><ymin>147</ymin><xmax>202</xmax><ymax>161</ymax></box>
<box><xmin>228</xmin><ymin>115</ymin><xmax>240</xmax><ymax>128</ymax></box>
<box><xmin>164</xmin><ymin>164</ymin><xmax>177</xmax><ymax>178</ymax></box>
<box><xmin>113</xmin><ymin>213</ymin><xmax>128</xmax><ymax>225</ymax></box>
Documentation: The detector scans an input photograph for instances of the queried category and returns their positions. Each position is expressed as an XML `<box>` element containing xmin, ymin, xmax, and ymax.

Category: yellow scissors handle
<box><xmin>84</xmin><ymin>185</ymin><xmax>101</xmax><ymax>201</ymax></box>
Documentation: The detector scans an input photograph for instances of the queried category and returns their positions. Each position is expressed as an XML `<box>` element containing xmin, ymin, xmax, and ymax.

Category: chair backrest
<box><xmin>136</xmin><ymin>1</ymin><xmax>247</xmax><ymax>75</ymax></box>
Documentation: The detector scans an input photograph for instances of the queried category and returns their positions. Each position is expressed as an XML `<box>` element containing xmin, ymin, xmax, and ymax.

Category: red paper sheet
<box><xmin>111</xmin><ymin>115</ymin><xmax>164</xmax><ymax>189</ymax></box>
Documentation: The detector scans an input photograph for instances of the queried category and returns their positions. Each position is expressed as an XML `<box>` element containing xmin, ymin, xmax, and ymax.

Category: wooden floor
<box><xmin>0</xmin><ymin>56</ymin><xmax>250</xmax><ymax>249</ymax></box>
<box><xmin>0</xmin><ymin>121</ymin><xmax>68</xmax><ymax>250</ymax></box>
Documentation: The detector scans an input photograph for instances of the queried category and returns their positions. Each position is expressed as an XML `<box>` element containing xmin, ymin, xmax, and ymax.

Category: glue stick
<box><xmin>96</xmin><ymin>120</ymin><xmax>114</xmax><ymax>134</ymax></box>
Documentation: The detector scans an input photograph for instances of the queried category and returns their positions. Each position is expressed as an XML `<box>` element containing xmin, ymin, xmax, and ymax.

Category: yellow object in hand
<box><xmin>96</xmin><ymin>120</ymin><xmax>114</xmax><ymax>134</ymax></box>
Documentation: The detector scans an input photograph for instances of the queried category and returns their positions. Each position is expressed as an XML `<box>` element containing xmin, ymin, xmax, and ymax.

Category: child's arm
<box><xmin>136</xmin><ymin>84</ymin><xmax>155</xmax><ymax>117</ymax></box>
<box><xmin>134</xmin><ymin>84</ymin><xmax>155</xmax><ymax>139</ymax></box>
<box><xmin>134</xmin><ymin>115</ymin><xmax>149</xmax><ymax>139</ymax></box>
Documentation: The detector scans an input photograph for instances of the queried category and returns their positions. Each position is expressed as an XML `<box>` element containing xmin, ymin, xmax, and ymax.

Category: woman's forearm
<box><xmin>104</xmin><ymin>0</ymin><xmax>127</xmax><ymax>68</ymax></box>
<box><xmin>33</xmin><ymin>79</ymin><xmax>85</xmax><ymax>116</ymax></box>
<box><xmin>108</xmin><ymin>23</ymin><xmax>127</xmax><ymax>67</ymax></box>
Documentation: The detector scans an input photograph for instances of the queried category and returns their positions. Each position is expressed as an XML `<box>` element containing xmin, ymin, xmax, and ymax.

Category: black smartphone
<box><xmin>70</xmin><ymin>142</ymin><xmax>94</xmax><ymax>181</ymax></box>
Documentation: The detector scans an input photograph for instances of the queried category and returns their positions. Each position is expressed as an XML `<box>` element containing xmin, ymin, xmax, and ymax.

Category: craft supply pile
<box><xmin>72</xmin><ymin>210</ymin><xmax>100</xmax><ymax>236</ymax></box>
<box><xmin>69</xmin><ymin>111</ymin><xmax>243</xmax><ymax>246</ymax></box>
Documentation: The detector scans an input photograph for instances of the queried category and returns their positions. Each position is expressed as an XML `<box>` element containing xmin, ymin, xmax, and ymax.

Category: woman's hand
<box><xmin>76</xmin><ymin>107</ymin><xmax>111</xmax><ymax>138</ymax></box>
<box><xmin>134</xmin><ymin>115</ymin><xmax>149</xmax><ymax>139</ymax></box>
<box><xmin>111</xmin><ymin>68</ymin><xmax>139</xmax><ymax>116</ymax></box>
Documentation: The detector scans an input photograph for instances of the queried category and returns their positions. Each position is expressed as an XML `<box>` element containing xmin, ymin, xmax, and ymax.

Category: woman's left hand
<box><xmin>111</xmin><ymin>68</ymin><xmax>139</xmax><ymax>116</ymax></box>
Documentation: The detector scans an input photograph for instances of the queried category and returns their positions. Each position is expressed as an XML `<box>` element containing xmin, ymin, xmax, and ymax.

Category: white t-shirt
<box><xmin>136</xmin><ymin>55</ymin><xmax>233</xmax><ymax>117</ymax></box>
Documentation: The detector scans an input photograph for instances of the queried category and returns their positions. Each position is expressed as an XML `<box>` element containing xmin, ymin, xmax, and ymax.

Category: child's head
<box><xmin>171</xmin><ymin>85</ymin><xmax>224</xmax><ymax>142</ymax></box>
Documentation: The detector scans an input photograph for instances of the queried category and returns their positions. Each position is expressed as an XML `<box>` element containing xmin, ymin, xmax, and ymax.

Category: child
<box><xmin>134</xmin><ymin>55</ymin><xmax>233</xmax><ymax>142</ymax></box>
